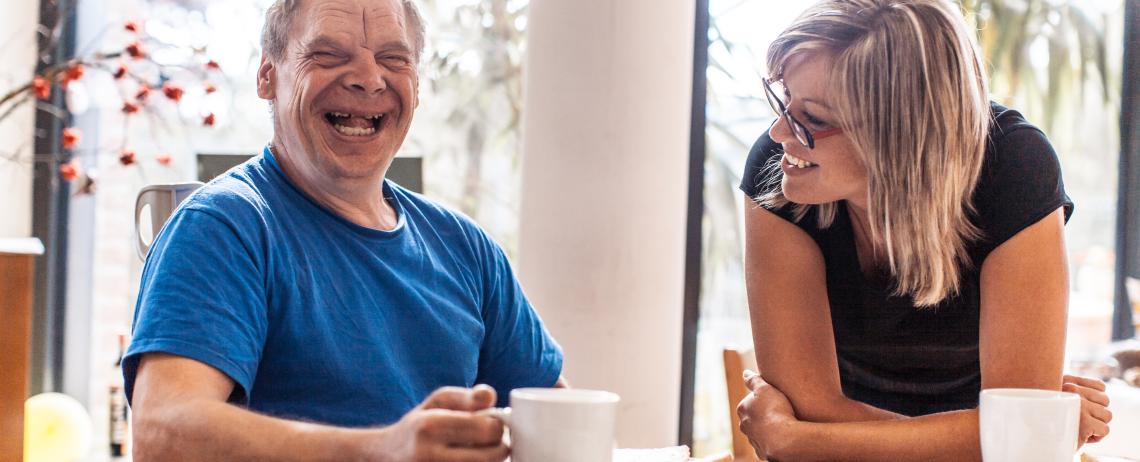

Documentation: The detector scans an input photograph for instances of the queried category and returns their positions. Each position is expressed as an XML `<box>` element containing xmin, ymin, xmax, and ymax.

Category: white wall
<box><xmin>0</xmin><ymin>0</ymin><xmax>40</xmax><ymax>238</ymax></box>
<box><xmin>518</xmin><ymin>0</ymin><xmax>696</xmax><ymax>449</ymax></box>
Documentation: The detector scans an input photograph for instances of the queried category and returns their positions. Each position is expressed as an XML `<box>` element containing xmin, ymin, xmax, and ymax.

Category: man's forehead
<box><xmin>294</xmin><ymin>0</ymin><xmax>409</xmax><ymax>38</ymax></box>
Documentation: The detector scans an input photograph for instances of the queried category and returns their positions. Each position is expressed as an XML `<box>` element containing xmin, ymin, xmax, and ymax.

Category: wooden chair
<box><xmin>723</xmin><ymin>348</ymin><xmax>762</xmax><ymax>462</ymax></box>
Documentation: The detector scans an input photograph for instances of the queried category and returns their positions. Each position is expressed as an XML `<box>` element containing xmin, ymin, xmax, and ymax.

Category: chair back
<box><xmin>723</xmin><ymin>347</ymin><xmax>761</xmax><ymax>462</ymax></box>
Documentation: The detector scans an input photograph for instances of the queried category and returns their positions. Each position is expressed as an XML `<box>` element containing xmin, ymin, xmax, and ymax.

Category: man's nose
<box><xmin>346</xmin><ymin>59</ymin><xmax>388</xmax><ymax>95</ymax></box>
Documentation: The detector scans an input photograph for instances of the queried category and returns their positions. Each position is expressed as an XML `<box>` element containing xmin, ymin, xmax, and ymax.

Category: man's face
<box><xmin>259</xmin><ymin>0</ymin><xmax>419</xmax><ymax>181</ymax></box>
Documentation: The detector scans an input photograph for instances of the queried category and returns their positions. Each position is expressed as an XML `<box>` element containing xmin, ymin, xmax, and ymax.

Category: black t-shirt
<box><xmin>738</xmin><ymin>102</ymin><xmax>1074</xmax><ymax>416</ymax></box>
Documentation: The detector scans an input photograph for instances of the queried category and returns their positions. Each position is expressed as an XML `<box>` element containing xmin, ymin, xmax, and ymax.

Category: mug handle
<box><xmin>475</xmin><ymin>407</ymin><xmax>512</xmax><ymax>427</ymax></box>
<box><xmin>134</xmin><ymin>188</ymin><xmax>158</xmax><ymax>261</ymax></box>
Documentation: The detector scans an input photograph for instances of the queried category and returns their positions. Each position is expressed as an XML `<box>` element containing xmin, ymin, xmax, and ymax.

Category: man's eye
<box><xmin>381</xmin><ymin>56</ymin><xmax>411</xmax><ymax>65</ymax></box>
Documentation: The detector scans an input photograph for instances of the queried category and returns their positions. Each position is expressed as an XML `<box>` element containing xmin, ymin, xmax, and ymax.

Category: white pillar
<box><xmin>0</xmin><ymin>0</ymin><xmax>41</xmax><ymax>238</ymax></box>
<box><xmin>518</xmin><ymin>0</ymin><xmax>696</xmax><ymax>448</ymax></box>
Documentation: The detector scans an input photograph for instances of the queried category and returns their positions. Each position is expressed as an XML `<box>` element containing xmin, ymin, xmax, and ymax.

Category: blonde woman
<box><xmin>736</xmin><ymin>0</ymin><xmax>1112</xmax><ymax>460</ymax></box>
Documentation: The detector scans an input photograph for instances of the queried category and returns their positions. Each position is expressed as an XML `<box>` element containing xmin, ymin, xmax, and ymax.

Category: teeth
<box><xmin>333</xmin><ymin>124</ymin><xmax>376</xmax><ymax>137</ymax></box>
<box><xmin>784</xmin><ymin>153</ymin><xmax>816</xmax><ymax>168</ymax></box>
<box><xmin>328</xmin><ymin>112</ymin><xmax>383</xmax><ymax>120</ymax></box>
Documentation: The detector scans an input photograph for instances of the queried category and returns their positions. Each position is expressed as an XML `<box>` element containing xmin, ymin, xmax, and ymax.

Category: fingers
<box><xmin>1063</xmin><ymin>382</ymin><xmax>1110</xmax><ymax>407</ymax></box>
<box><xmin>1064</xmin><ymin>375</ymin><xmax>1107</xmax><ymax>392</ymax></box>
<box><xmin>422</xmin><ymin>385</ymin><xmax>499</xmax><ymax>412</ymax></box>
<box><xmin>1079</xmin><ymin>413</ymin><xmax>1110</xmax><ymax>445</ymax></box>
<box><xmin>1088</xmin><ymin>404</ymin><xmax>1113</xmax><ymax>424</ymax></box>
<box><xmin>743</xmin><ymin>369</ymin><xmax>764</xmax><ymax>392</ymax></box>
<box><xmin>431</xmin><ymin>444</ymin><xmax>510</xmax><ymax>462</ymax></box>
<box><xmin>417</xmin><ymin>411</ymin><xmax>505</xmax><ymax>447</ymax></box>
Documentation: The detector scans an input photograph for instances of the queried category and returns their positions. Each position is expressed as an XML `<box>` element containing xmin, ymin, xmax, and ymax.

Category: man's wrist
<box><xmin>318</xmin><ymin>425</ymin><xmax>389</xmax><ymax>462</ymax></box>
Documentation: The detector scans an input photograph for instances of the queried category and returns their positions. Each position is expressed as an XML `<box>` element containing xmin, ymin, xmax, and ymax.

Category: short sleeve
<box><xmin>972</xmin><ymin>126</ymin><xmax>1074</xmax><ymax>259</ymax></box>
<box><xmin>474</xmin><ymin>237</ymin><xmax>563</xmax><ymax>407</ymax></box>
<box><xmin>739</xmin><ymin>130</ymin><xmax>784</xmax><ymax>198</ymax></box>
<box><xmin>123</xmin><ymin>207</ymin><xmax>269</xmax><ymax>406</ymax></box>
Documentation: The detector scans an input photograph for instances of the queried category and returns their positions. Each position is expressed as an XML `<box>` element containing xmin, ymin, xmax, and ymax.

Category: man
<box><xmin>124</xmin><ymin>0</ymin><xmax>564</xmax><ymax>460</ymax></box>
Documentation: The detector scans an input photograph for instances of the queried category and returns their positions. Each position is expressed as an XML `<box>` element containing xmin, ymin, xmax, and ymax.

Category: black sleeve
<box><xmin>972</xmin><ymin>127</ymin><xmax>1074</xmax><ymax>259</ymax></box>
<box><xmin>739</xmin><ymin>130</ymin><xmax>784</xmax><ymax>198</ymax></box>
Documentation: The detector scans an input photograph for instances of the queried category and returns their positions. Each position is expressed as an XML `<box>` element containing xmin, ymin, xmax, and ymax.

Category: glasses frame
<box><xmin>762</xmin><ymin>77</ymin><xmax>843</xmax><ymax>149</ymax></box>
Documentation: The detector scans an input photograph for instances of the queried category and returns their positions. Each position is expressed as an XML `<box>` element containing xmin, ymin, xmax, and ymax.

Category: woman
<box><xmin>736</xmin><ymin>0</ymin><xmax>1113</xmax><ymax>460</ymax></box>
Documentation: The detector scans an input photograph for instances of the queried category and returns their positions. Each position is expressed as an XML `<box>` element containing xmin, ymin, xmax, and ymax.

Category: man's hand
<box><xmin>363</xmin><ymin>385</ymin><xmax>508</xmax><ymax>462</ymax></box>
<box><xmin>1062</xmin><ymin>374</ymin><xmax>1112</xmax><ymax>446</ymax></box>
<box><xmin>737</xmin><ymin>370</ymin><xmax>798</xmax><ymax>460</ymax></box>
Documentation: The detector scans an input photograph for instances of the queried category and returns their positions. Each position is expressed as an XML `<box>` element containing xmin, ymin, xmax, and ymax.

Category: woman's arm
<box><xmin>742</xmin><ymin>198</ymin><xmax>900</xmax><ymax>423</ymax></box>
<box><xmin>741</xmin><ymin>208</ymin><xmax>1110</xmax><ymax>461</ymax></box>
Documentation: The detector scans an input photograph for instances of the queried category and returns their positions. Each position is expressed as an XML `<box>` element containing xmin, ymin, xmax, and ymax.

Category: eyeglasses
<box><xmin>762</xmin><ymin>77</ymin><xmax>843</xmax><ymax>149</ymax></box>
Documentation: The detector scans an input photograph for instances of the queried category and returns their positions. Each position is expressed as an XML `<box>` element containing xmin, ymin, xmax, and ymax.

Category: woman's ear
<box><xmin>256</xmin><ymin>53</ymin><xmax>275</xmax><ymax>100</ymax></box>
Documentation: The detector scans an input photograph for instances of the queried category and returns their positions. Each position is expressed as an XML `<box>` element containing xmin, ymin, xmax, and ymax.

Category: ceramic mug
<box><xmin>480</xmin><ymin>388</ymin><xmax>619</xmax><ymax>462</ymax></box>
<box><xmin>134</xmin><ymin>182</ymin><xmax>204</xmax><ymax>260</ymax></box>
<box><xmin>979</xmin><ymin>388</ymin><xmax>1080</xmax><ymax>462</ymax></box>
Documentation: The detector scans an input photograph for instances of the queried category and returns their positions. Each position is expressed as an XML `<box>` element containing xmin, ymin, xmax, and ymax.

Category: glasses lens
<box><xmin>791</xmin><ymin>121</ymin><xmax>812</xmax><ymax>147</ymax></box>
<box><xmin>762</xmin><ymin>79</ymin><xmax>785</xmax><ymax>115</ymax></box>
<box><xmin>764</xmin><ymin>79</ymin><xmax>814</xmax><ymax>148</ymax></box>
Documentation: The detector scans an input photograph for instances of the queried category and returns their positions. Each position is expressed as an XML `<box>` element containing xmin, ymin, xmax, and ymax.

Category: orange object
<box><xmin>59</xmin><ymin>162</ymin><xmax>80</xmax><ymax>182</ymax></box>
<box><xmin>32</xmin><ymin>77</ymin><xmax>51</xmax><ymax>100</ymax></box>
<box><xmin>61</xmin><ymin>63</ymin><xmax>85</xmax><ymax>87</ymax></box>
<box><xmin>0</xmin><ymin>240</ymin><xmax>42</xmax><ymax>462</ymax></box>
<box><xmin>61</xmin><ymin>128</ymin><xmax>81</xmax><ymax>150</ymax></box>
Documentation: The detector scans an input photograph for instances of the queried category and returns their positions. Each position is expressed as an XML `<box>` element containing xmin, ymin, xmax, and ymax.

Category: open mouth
<box><xmin>783</xmin><ymin>153</ymin><xmax>818</xmax><ymax>169</ymax></box>
<box><xmin>323</xmin><ymin>111</ymin><xmax>384</xmax><ymax>137</ymax></box>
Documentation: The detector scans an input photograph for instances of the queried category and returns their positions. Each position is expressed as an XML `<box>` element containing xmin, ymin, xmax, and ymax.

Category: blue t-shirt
<box><xmin>123</xmin><ymin>147</ymin><xmax>563</xmax><ymax>427</ymax></box>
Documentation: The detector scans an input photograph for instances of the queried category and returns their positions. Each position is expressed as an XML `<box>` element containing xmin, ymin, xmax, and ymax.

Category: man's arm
<box><xmin>132</xmin><ymin>353</ymin><xmax>508</xmax><ymax>462</ymax></box>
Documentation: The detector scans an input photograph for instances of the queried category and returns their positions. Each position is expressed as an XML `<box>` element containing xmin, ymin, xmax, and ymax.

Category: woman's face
<box><xmin>771</xmin><ymin>54</ymin><xmax>868</xmax><ymax>207</ymax></box>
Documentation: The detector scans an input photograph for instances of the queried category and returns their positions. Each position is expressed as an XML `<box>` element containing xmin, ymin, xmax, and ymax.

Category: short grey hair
<box><xmin>260</xmin><ymin>0</ymin><xmax>427</xmax><ymax>63</ymax></box>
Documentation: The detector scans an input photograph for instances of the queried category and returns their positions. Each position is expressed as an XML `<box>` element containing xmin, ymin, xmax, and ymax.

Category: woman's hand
<box><xmin>737</xmin><ymin>370</ymin><xmax>798</xmax><ymax>460</ymax></box>
<box><xmin>1062</xmin><ymin>374</ymin><xmax>1112</xmax><ymax>445</ymax></box>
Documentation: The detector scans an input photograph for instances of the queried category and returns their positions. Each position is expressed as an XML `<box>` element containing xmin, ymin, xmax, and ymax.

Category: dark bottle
<box><xmin>110</xmin><ymin>334</ymin><xmax>129</xmax><ymax>458</ymax></box>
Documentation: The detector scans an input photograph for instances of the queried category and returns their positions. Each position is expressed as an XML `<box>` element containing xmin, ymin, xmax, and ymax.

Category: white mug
<box><xmin>480</xmin><ymin>388</ymin><xmax>619</xmax><ymax>462</ymax></box>
<box><xmin>134</xmin><ymin>182</ymin><xmax>204</xmax><ymax>260</ymax></box>
<box><xmin>979</xmin><ymin>388</ymin><xmax>1080</xmax><ymax>462</ymax></box>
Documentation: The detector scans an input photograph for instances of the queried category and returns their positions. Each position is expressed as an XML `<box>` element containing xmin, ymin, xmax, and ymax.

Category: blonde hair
<box><xmin>758</xmin><ymin>0</ymin><xmax>990</xmax><ymax>306</ymax></box>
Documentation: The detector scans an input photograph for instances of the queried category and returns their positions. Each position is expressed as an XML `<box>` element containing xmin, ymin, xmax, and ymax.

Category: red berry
<box><xmin>59</xmin><ymin>162</ymin><xmax>80</xmax><ymax>182</ymax></box>
<box><xmin>33</xmin><ymin>77</ymin><xmax>51</xmax><ymax>100</ymax></box>
<box><xmin>126</xmin><ymin>41</ymin><xmax>146</xmax><ymax>59</ymax></box>
<box><xmin>119</xmin><ymin>150</ymin><xmax>137</xmax><ymax>166</ymax></box>
<box><xmin>162</xmin><ymin>83</ymin><xmax>184</xmax><ymax>102</ymax></box>
<box><xmin>61</xmin><ymin>128</ymin><xmax>81</xmax><ymax>150</ymax></box>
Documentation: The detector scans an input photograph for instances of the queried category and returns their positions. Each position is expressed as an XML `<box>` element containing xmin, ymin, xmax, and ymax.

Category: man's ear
<box><xmin>256</xmin><ymin>53</ymin><xmax>276</xmax><ymax>100</ymax></box>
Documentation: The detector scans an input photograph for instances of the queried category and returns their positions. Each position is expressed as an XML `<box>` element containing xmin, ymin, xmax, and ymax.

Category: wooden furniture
<box><xmin>0</xmin><ymin>239</ymin><xmax>43</xmax><ymax>462</ymax></box>
<box><xmin>723</xmin><ymin>347</ymin><xmax>762</xmax><ymax>462</ymax></box>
